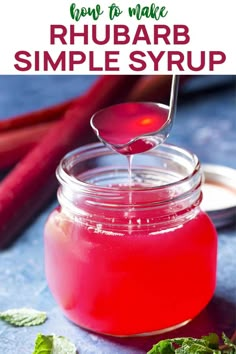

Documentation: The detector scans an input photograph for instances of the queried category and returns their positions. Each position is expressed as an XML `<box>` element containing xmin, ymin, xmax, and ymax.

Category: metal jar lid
<box><xmin>201</xmin><ymin>164</ymin><xmax>236</xmax><ymax>228</ymax></box>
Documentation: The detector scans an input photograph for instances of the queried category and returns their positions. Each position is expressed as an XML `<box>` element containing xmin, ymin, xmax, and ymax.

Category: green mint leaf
<box><xmin>0</xmin><ymin>308</ymin><xmax>47</xmax><ymax>327</ymax></box>
<box><xmin>172</xmin><ymin>338</ymin><xmax>214</xmax><ymax>353</ymax></box>
<box><xmin>33</xmin><ymin>334</ymin><xmax>53</xmax><ymax>354</ymax></box>
<box><xmin>52</xmin><ymin>335</ymin><xmax>77</xmax><ymax>353</ymax></box>
<box><xmin>147</xmin><ymin>335</ymin><xmax>224</xmax><ymax>354</ymax></box>
<box><xmin>33</xmin><ymin>334</ymin><xmax>77</xmax><ymax>354</ymax></box>
<box><xmin>222</xmin><ymin>333</ymin><xmax>236</xmax><ymax>350</ymax></box>
<box><xmin>202</xmin><ymin>333</ymin><xmax>219</xmax><ymax>349</ymax></box>
<box><xmin>147</xmin><ymin>339</ymin><xmax>175</xmax><ymax>353</ymax></box>
<box><xmin>175</xmin><ymin>341</ymin><xmax>219</xmax><ymax>353</ymax></box>
<box><xmin>202</xmin><ymin>333</ymin><xmax>220</xmax><ymax>349</ymax></box>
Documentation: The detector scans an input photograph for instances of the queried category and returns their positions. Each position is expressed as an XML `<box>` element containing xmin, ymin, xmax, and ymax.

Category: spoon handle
<box><xmin>168</xmin><ymin>75</ymin><xmax>180</xmax><ymax>122</ymax></box>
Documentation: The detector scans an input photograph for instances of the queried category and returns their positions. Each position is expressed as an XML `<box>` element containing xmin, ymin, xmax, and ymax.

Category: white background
<box><xmin>0</xmin><ymin>0</ymin><xmax>235</xmax><ymax>74</ymax></box>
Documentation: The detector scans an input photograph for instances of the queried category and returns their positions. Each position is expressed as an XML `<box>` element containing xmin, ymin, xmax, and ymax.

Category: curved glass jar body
<box><xmin>44</xmin><ymin>143</ymin><xmax>217</xmax><ymax>337</ymax></box>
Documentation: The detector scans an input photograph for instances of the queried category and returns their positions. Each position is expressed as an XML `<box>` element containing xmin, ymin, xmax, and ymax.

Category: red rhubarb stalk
<box><xmin>0</xmin><ymin>97</ymin><xmax>78</xmax><ymax>132</ymax></box>
<box><xmin>0</xmin><ymin>75</ymin><xmax>140</xmax><ymax>248</ymax></box>
<box><xmin>0</xmin><ymin>122</ymin><xmax>56</xmax><ymax>170</ymax></box>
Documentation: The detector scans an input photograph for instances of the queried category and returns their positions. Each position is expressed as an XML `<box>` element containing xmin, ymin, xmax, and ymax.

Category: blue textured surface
<box><xmin>0</xmin><ymin>75</ymin><xmax>235</xmax><ymax>354</ymax></box>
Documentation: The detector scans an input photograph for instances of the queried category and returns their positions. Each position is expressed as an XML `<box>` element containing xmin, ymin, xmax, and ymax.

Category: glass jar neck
<box><xmin>56</xmin><ymin>143</ymin><xmax>203</xmax><ymax>227</ymax></box>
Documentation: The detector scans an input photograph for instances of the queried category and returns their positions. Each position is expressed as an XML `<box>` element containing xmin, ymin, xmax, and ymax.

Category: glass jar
<box><xmin>44</xmin><ymin>142</ymin><xmax>217</xmax><ymax>337</ymax></box>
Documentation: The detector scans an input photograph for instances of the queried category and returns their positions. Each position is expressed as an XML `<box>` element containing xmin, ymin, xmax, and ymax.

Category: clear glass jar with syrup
<box><xmin>44</xmin><ymin>142</ymin><xmax>217</xmax><ymax>336</ymax></box>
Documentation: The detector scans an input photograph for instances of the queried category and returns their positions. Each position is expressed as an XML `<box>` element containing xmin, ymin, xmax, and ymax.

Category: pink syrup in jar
<box><xmin>44</xmin><ymin>140</ymin><xmax>217</xmax><ymax>335</ymax></box>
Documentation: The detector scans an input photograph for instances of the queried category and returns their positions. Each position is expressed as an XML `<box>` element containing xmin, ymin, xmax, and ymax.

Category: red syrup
<box><xmin>91</xmin><ymin>102</ymin><xmax>170</xmax><ymax>155</ymax></box>
<box><xmin>44</xmin><ymin>200</ymin><xmax>217</xmax><ymax>336</ymax></box>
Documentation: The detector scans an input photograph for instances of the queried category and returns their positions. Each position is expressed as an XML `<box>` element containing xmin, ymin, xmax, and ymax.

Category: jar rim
<box><xmin>56</xmin><ymin>142</ymin><xmax>201</xmax><ymax>195</ymax></box>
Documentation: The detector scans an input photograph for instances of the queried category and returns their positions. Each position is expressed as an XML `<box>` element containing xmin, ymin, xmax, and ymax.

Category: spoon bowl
<box><xmin>91</xmin><ymin>75</ymin><xmax>180</xmax><ymax>155</ymax></box>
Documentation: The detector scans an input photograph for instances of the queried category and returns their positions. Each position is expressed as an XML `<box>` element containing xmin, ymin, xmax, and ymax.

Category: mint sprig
<box><xmin>0</xmin><ymin>308</ymin><xmax>47</xmax><ymax>327</ymax></box>
<box><xmin>33</xmin><ymin>334</ymin><xmax>53</xmax><ymax>353</ymax></box>
<box><xmin>33</xmin><ymin>333</ymin><xmax>77</xmax><ymax>354</ymax></box>
<box><xmin>147</xmin><ymin>333</ymin><xmax>236</xmax><ymax>353</ymax></box>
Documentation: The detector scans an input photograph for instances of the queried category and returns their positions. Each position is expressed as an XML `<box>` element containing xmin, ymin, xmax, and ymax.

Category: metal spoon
<box><xmin>91</xmin><ymin>75</ymin><xmax>180</xmax><ymax>155</ymax></box>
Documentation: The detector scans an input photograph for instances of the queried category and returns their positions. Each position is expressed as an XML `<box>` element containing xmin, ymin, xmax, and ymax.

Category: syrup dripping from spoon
<box><xmin>90</xmin><ymin>75</ymin><xmax>180</xmax><ymax>156</ymax></box>
<box><xmin>90</xmin><ymin>75</ymin><xmax>179</xmax><ymax>188</ymax></box>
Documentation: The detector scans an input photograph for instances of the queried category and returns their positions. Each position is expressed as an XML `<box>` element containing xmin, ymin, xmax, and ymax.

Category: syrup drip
<box><xmin>91</xmin><ymin>101</ymin><xmax>172</xmax><ymax>202</ymax></box>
